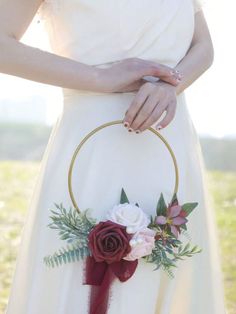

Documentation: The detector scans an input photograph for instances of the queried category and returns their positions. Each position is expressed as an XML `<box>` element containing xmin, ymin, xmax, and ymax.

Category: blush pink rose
<box><xmin>123</xmin><ymin>228</ymin><xmax>156</xmax><ymax>261</ymax></box>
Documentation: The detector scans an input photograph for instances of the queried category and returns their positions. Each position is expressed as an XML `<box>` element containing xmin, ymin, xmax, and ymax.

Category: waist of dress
<box><xmin>62</xmin><ymin>88</ymin><xmax>135</xmax><ymax>98</ymax></box>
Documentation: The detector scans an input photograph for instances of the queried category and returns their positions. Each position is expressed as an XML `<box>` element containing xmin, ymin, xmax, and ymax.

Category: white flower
<box><xmin>106</xmin><ymin>202</ymin><xmax>150</xmax><ymax>234</ymax></box>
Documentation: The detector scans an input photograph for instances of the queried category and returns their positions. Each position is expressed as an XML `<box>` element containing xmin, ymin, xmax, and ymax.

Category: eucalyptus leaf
<box><xmin>43</xmin><ymin>244</ymin><xmax>89</xmax><ymax>268</ymax></box>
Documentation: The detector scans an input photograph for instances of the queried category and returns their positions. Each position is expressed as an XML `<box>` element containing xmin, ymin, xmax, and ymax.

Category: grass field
<box><xmin>0</xmin><ymin>161</ymin><xmax>235</xmax><ymax>313</ymax></box>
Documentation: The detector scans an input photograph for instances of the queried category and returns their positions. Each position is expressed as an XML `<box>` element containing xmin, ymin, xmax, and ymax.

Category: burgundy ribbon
<box><xmin>83</xmin><ymin>256</ymin><xmax>138</xmax><ymax>314</ymax></box>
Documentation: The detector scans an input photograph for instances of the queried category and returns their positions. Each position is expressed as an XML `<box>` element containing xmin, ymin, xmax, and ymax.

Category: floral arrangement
<box><xmin>44</xmin><ymin>188</ymin><xmax>201</xmax><ymax>314</ymax></box>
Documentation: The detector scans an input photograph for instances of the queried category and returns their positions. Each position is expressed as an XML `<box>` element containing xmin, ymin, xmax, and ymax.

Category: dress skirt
<box><xmin>5</xmin><ymin>88</ymin><xmax>226</xmax><ymax>313</ymax></box>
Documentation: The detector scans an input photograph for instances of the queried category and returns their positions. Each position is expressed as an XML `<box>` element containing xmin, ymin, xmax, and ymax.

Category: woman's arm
<box><xmin>174</xmin><ymin>10</ymin><xmax>214</xmax><ymax>94</ymax></box>
<box><xmin>122</xmin><ymin>10</ymin><xmax>214</xmax><ymax>133</ymax></box>
<box><xmin>0</xmin><ymin>0</ymin><xmax>180</xmax><ymax>93</ymax></box>
<box><xmin>0</xmin><ymin>0</ymin><xmax>99</xmax><ymax>91</ymax></box>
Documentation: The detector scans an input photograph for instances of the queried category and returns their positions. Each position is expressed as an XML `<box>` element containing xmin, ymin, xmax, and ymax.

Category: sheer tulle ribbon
<box><xmin>83</xmin><ymin>256</ymin><xmax>138</xmax><ymax>314</ymax></box>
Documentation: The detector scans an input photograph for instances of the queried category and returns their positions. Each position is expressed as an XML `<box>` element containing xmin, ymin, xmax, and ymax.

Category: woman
<box><xmin>1</xmin><ymin>0</ymin><xmax>226</xmax><ymax>313</ymax></box>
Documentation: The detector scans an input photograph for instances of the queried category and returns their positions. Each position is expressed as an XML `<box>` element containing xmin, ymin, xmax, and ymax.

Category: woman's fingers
<box><xmin>159</xmin><ymin>73</ymin><xmax>182</xmax><ymax>86</ymax></box>
<box><xmin>137</xmin><ymin>99</ymin><xmax>169</xmax><ymax>132</ymax></box>
<box><xmin>130</xmin><ymin>100</ymin><xmax>176</xmax><ymax>133</ymax></box>
<box><xmin>128</xmin><ymin>92</ymin><xmax>160</xmax><ymax>131</ymax></box>
<box><xmin>155</xmin><ymin>101</ymin><xmax>177</xmax><ymax>130</ymax></box>
<box><xmin>104</xmin><ymin>58</ymin><xmax>182</xmax><ymax>93</ymax></box>
<box><xmin>149</xmin><ymin>65</ymin><xmax>182</xmax><ymax>85</ymax></box>
<box><xmin>123</xmin><ymin>88</ymin><xmax>149</xmax><ymax>128</ymax></box>
<box><xmin>137</xmin><ymin>59</ymin><xmax>176</xmax><ymax>76</ymax></box>
<box><xmin>124</xmin><ymin>58</ymin><xmax>182</xmax><ymax>86</ymax></box>
<box><xmin>123</xmin><ymin>81</ymin><xmax>177</xmax><ymax>133</ymax></box>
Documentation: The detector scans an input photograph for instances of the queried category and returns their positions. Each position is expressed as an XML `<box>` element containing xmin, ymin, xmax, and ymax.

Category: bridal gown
<box><xmin>6</xmin><ymin>0</ymin><xmax>226</xmax><ymax>313</ymax></box>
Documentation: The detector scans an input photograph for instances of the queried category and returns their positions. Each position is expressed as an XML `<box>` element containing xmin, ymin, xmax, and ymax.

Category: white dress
<box><xmin>6</xmin><ymin>1</ymin><xmax>226</xmax><ymax>313</ymax></box>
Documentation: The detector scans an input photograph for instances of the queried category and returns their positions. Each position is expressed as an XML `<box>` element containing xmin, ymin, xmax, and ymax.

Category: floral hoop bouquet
<box><xmin>43</xmin><ymin>120</ymin><xmax>202</xmax><ymax>314</ymax></box>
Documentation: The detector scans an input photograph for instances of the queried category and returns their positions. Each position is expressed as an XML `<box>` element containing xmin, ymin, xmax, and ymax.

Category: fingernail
<box><xmin>123</xmin><ymin>122</ymin><xmax>129</xmax><ymax>128</ymax></box>
<box><xmin>135</xmin><ymin>130</ymin><xmax>141</xmax><ymax>134</ymax></box>
<box><xmin>156</xmin><ymin>125</ymin><xmax>163</xmax><ymax>130</ymax></box>
<box><xmin>128</xmin><ymin>128</ymin><xmax>133</xmax><ymax>132</ymax></box>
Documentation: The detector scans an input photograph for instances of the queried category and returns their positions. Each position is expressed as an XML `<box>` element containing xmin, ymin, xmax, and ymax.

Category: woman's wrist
<box><xmin>87</xmin><ymin>67</ymin><xmax>103</xmax><ymax>92</ymax></box>
<box><xmin>151</xmin><ymin>80</ymin><xmax>178</xmax><ymax>95</ymax></box>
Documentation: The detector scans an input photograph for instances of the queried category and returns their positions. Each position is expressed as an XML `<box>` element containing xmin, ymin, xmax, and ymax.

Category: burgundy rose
<box><xmin>88</xmin><ymin>220</ymin><xmax>132</xmax><ymax>264</ymax></box>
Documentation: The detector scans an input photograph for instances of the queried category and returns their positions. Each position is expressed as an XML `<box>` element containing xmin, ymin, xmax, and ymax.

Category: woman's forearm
<box><xmin>173</xmin><ymin>11</ymin><xmax>214</xmax><ymax>95</ymax></box>
<box><xmin>0</xmin><ymin>35</ymin><xmax>179</xmax><ymax>94</ymax></box>
<box><xmin>0</xmin><ymin>35</ymin><xmax>100</xmax><ymax>91</ymax></box>
<box><xmin>174</xmin><ymin>41</ymin><xmax>214</xmax><ymax>95</ymax></box>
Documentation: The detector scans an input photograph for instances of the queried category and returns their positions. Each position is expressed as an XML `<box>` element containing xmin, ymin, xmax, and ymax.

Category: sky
<box><xmin>0</xmin><ymin>0</ymin><xmax>235</xmax><ymax>138</ymax></box>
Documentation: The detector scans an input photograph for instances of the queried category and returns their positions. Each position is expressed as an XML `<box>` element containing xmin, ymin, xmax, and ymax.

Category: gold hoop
<box><xmin>68</xmin><ymin>120</ymin><xmax>179</xmax><ymax>213</ymax></box>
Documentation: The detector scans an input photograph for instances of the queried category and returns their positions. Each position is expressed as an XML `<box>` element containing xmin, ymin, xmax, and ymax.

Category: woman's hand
<box><xmin>95</xmin><ymin>58</ymin><xmax>182</xmax><ymax>93</ymax></box>
<box><xmin>122</xmin><ymin>81</ymin><xmax>177</xmax><ymax>133</ymax></box>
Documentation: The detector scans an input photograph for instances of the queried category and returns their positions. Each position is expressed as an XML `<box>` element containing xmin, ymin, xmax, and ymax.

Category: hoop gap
<box><xmin>68</xmin><ymin>120</ymin><xmax>179</xmax><ymax>213</ymax></box>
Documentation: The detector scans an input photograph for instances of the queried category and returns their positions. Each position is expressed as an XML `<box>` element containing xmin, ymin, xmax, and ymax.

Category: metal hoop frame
<box><xmin>68</xmin><ymin>120</ymin><xmax>179</xmax><ymax>213</ymax></box>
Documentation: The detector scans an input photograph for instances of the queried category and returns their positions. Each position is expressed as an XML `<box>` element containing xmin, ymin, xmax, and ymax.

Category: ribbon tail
<box><xmin>83</xmin><ymin>256</ymin><xmax>116</xmax><ymax>314</ymax></box>
<box><xmin>90</xmin><ymin>264</ymin><xmax>115</xmax><ymax>314</ymax></box>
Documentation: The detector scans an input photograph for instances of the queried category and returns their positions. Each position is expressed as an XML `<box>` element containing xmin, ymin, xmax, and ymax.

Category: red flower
<box><xmin>88</xmin><ymin>220</ymin><xmax>132</xmax><ymax>264</ymax></box>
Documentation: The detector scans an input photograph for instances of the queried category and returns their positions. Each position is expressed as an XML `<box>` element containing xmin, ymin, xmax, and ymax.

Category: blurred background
<box><xmin>0</xmin><ymin>0</ymin><xmax>235</xmax><ymax>313</ymax></box>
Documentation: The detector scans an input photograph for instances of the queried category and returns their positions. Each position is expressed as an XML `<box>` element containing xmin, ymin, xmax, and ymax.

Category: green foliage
<box><xmin>200</xmin><ymin>137</ymin><xmax>236</xmax><ymax>172</ymax></box>
<box><xmin>44</xmin><ymin>243</ymin><xmax>90</xmax><ymax>268</ymax></box>
<box><xmin>170</xmin><ymin>192</ymin><xmax>178</xmax><ymax>206</ymax></box>
<box><xmin>207</xmin><ymin>171</ymin><xmax>236</xmax><ymax>313</ymax></box>
<box><xmin>144</xmin><ymin>240</ymin><xmax>177</xmax><ymax>278</ymax></box>
<box><xmin>46</xmin><ymin>195</ymin><xmax>201</xmax><ymax>276</ymax></box>
<box><xmin>0</xmin><ymin>161</ymin><xmax>40</xmax><ymax>313</ymax></box>
<box><xmin>120</xmin><ymin>187</ymin><xmax>129</xmax><ymax>204</ymax></box>
<box><xmin>119</xmin><ymin>188</ymin><xmax>140</xmax><ymax>206</ymax></box>
<box><xmin>43</xmin><ymin>203</ymin><xmax>96</xmax><ymax>268</ymax></box>
<box><xmin>48</xmin><ymin>203</ymin><xmax>96</xmax><ymax>244</ymax></box>
<box><xmin>151</xmin><ymin>193</ymin><xmax>201</xmax><ymax>277</ymax></box>
<box><xmin>174</xmin><ymin>243</ymin><xmax>202</xmax><ymax>260</ymax></box>
<box><xmin>144</xmin><ymin>239</ymin><xmax>202</xmax><ymax>279</ymax></box>
<box><xmin>181</xmin><ymin>202</ymin><xmax>198</xmax><ymax>216</ymax></box>
<box><xmin>180</xmin><ymin>223</ymin><xmax>187</xmax><ymax>231</ymax></box>
<box><xmin>156</xmin><ymin>193</ymin><xmax>167</xmax><ymax>216</ymax></box>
